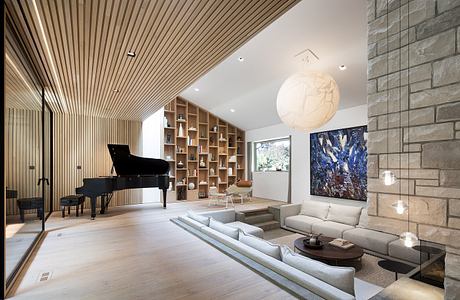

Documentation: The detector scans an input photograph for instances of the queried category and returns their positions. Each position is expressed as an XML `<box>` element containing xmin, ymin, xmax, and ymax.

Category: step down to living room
<box><xmin>241</xmin><ymin>208</ymin><xmax>280</xmax><ymax>231</ymax></box>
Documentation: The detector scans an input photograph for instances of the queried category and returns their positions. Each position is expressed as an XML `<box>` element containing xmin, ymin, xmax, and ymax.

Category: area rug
<box><xmin>267</xmin><ymin>229</ymin><xmax>395</xmax><ymax>288</ymax></box>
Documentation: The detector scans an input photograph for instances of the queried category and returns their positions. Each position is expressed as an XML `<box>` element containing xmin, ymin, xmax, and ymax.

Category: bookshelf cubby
<box><xmin>163</xmin><ymin>97</ymin><xmax>245</xmax><ymax>201</ymax></box>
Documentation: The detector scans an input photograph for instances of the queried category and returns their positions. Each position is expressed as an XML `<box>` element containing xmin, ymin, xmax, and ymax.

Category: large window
<box><xmin>254</xmin><ymin>138</ymin><xmax>290</xmax><ymax>172</ymax></box>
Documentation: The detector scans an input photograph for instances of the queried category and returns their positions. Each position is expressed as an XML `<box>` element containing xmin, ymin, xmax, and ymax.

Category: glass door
<box><xmin>42</xmin><ymin>94</ymin><xmax>53</xmax><ymax>223</ymax></box>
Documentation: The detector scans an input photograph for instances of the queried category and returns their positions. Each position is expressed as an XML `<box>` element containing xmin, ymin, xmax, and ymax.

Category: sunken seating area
<box><xmin>280</xmin><ymin>201</ymin><xmax>427</xmax><ymax>265</ymax></box>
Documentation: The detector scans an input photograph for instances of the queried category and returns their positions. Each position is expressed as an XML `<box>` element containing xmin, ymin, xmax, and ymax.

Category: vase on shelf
<box><xmin>200</xmin><ymin>157</ymin><xmax>206</xmax><ymax>168</ymax></box>
<box><xmin>178</xmin><ymin>123</ymin><xmax>184</xmax><ymax>137</ymax></box>
<box><xmin>177</xmin><ymin>161</ymin><xmax>184</xmax><ymax>168</ymax></box>
<box><xmin>164</xmin><ymin>116</ymin><xmax>169</xmax><ymax>128</ymax></box>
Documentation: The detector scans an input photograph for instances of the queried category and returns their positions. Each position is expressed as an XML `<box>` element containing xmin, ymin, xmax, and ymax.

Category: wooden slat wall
<box><xmin>53</xmin><ymin>114</ymin><xmax>143</xmax><ymax>210</ymax></box>
<box><xmin>5</xmin><ymin>108</ymin><xmax>42</xmax><ymax>215</ymax></box>
<box><xmin>5</xmin><ymin>0</ymin><xmax>299</xmax><ymax>120</ymax></box>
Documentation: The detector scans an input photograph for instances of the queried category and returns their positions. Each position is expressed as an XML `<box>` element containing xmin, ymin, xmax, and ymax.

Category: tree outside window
<box><xmin>254</xmin><ymin>138</ymin><xmax>290</xmax><ymax>172</ymax></box>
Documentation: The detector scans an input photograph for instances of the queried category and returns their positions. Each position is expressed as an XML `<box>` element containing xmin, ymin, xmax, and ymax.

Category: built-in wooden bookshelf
<box><xmin>163</xmin><ymin>97</ymin><xmax>245</xmax><ymax>201</ymax></box>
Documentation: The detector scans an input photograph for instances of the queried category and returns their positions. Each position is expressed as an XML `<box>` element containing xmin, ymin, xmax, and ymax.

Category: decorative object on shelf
<box><xmin>219</xmin><ymin>133</ymin><xmax>225</xmax><ymax>141</ymax></box>
<box><xmin>237</xmin><ymin>146</ymin><xmax>241</xmax><ymax>154</ymax></box>
<box><xmin>178</xmin><ymin>123</ymin><xmax>184</xmax><ymax>137</ymax></box>
<box><xmin>168</xmin><ymin>182</ymin><xmax>173</xmax><ymax>190</ymax></box>
<box><xmin>210</xmin><ymin>136</ymin><xmax>214</xmax><ymax>145</ymax></box>
<box><xmin>277</xmin><ymin>49</ymin><xmax>339</xmax><ymax>131</ymax></box>
<box><xmin>210</xmin><ymin>168</ymin><xmax>215</xmax><ymax>176</ymax></box>
<box><xmin>178</xmin><ymin>113</ymin><xmax>185</xmax><ymax>120</ymax></box>
<box><xmin>189</xmin><ymin>154</ymin><xmax>195</xmax><ymax>161</ymax></box>
<box><xmin>199</xmin><ymin>157</ymin><xmax>206</xmax><ymax>168</ymax></box>
<box><xmin>188</xmin><ymin>126</ymin><xmax>196</xmax><ymax>131</ymax></box>
<box><xmin>218</xmin><ymin>177</ymin><xmax>222</xmax><ymax>184</ymax></box>
<box><xmin>188</xmin><ymin>182</ymin><xmax>195</xmax><ymax>190</ymax></box>
<box><xmin>229</xmin><ymin>137</ymin><xmax>233</xmax><ymax>147</ymax></box>
<box><xmin>237</xmin><ymin>136</ymin><xmax>242</xmax><ymax>141</ymax></box>
<box><xmin>220</xmin><ymin>159</ymin><xmax>225</xmax><ymax>168</ymax></box>
<box><xmin>212</xmin><ymin>125</ymin><xmax>218</xmax><ymax>132</ymax></box>
<box><xmin>177</xmin><ymin>161</ymin><xmax>184</xmax><ymax>168</ymax></box>
<box><xmin>164</xmin><ymin>116</ymin><xmax>169</xmax><ymax>128</ymax></box>
<box><xmin>310</xmin><ymin>125</ymin><xmax>367</xmax><ymax>201</ymax></box>
<box><xmin>229</xmin><ymin>155</ymin><xmax>236</xmax><ymax>163</ymax></box>
<box><xmin>228</xmin><ymin>167</ymin><xmax>233</xmax><ymax>176</ymax></box>
<box><xmin>193</xmin><ymin>169</ymin><xmax>197</xmax><ymax>176</ymax></box>
<box><xmin>166</xmin><ymin>134</ymin><xmax>172</xmax><ymax>144</ymax></box>
<box><xmin>198</xmin><ymin>191</ymin><xmax>206</xmax><ymax>198</ymax></box>
<box><xmin>166</xmin><ymin>155</ymin><xmax>172</xmax><ymax>160</ymax></box>
<box><xmin>188</xmin><ymin>136</ymin><xmax>193</xmax><ymax>146</ymax></box>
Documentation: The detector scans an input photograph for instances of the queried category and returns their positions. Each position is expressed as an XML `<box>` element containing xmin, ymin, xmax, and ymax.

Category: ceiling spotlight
<box><xmin>194</xmin><ymin>87</ymin><xmax>200</xmax><ymax>92</ymax></box>
<box><xmin>127</xmin><ymin>51</ymin><xmax>136</xmax><ymax>57</ymax></box>
<box><xmin>238</xmin><ymin>57</ymin><xmax>244</xmax><ymax>62</ymax></box>
<box><xmin>230</xmin><ymin>108</ymin><xmax>236</xmax><ymax>113</ymax></box>
<box><xmin>113</xmin><ymin>89</ymin><xmax>120</xmax><ymax>93</ymax></box>
<box><xmin>339</xmin><ymin>65</ymin><xmax>347</xmax><ymax>71</ymax></box>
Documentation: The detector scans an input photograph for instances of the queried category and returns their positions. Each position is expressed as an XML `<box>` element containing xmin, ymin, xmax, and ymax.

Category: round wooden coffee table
<box><xmin>294</xmin><ymin>236</ymin><xmax>364</xmax><ymax>265</ymax></box>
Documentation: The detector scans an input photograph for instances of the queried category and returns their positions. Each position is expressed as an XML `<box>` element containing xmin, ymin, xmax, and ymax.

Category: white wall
<box><xmin>142</xmin><ymin>108</ymin><xmax>164</xmax><ymax>203</ymax></box>
<box><xmin>246</xmin><ymin>104</ymin><xmax>368</xmax><ymax>207</ymax></box>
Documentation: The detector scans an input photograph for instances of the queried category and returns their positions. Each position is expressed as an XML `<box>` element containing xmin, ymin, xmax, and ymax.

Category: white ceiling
<box><xmin>180</xmin><ymin>0</ymin><xmax>368</xmax><ymax>130</ymax></box>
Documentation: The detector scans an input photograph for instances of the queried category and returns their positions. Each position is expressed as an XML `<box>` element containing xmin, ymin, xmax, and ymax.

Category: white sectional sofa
<box><xmin>175</xmin><ymin>210</ymin><xmax>383</xmax><ymax>300</ymax></box>
<box><xmin>280</xmin><ymin>201</ymin><xmax>426</xmax><ymax>265</ymax></box>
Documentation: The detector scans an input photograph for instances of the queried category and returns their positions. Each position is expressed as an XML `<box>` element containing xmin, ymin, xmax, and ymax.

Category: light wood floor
<box><xmin>9</xmin><ymin>198</ymin><xmax>296</xmax><ymax>300</ymax></box>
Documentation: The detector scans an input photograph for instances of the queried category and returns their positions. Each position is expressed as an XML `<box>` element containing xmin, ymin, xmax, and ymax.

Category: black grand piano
<box><xmin>76</xmin><ymin>144</ymin><xmax>170</xmax><ymax>219</ymax></box>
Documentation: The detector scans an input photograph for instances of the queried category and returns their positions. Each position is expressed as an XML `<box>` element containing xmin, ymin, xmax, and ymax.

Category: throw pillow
<box><xmin>300</xmin><ymin>201</ymin><xmax>330</xmax><ymax>219</ymax></box>
<box><xmin>209</xmin><ymin>218</ymin><xmax>239</xmax><ymax>239</ymax></box>
<box><xmin>327</xmin><ymin>203</ymin><xmax>362</xmax><ymax>226</ymax></box>
<box><xmin>280</xmin><ymin>246</ymin><xmax>355</xmax><ymax>295</ymax></box>
<box><xmin>187</xmin><ymin>210</ymin><xmax>210</xmax><ymax>226</ymax></box>
<box><xmin>238</xmin><ymin>231</ymin><xmax>281</xmax><ymax>260</ymax></box>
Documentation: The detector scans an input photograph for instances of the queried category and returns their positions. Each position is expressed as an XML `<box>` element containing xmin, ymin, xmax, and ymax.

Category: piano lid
<box><xmin>108</xmin><ymin>144</ymin><xmax>170</xmax><ymax>176</ymax></box>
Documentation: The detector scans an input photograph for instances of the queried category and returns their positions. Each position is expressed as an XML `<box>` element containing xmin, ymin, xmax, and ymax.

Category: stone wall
<box><xmin>367</xmin><ymin>1</ymin><xmax>460</xmax><ymax>298</ymax></box>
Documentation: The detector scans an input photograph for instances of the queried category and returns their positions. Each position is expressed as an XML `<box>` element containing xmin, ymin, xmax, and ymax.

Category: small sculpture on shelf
<box><xmin>178</xmin><ymin>123</ymin><xmax>184</xmax><ymax>137</ymax></box>
<box><xmin>219</xmin><ymin>133</ymin><xmax>225</xmax><ymax>141</ymax></box>
<box><xmin>212</xmin><ymin>125</ymin><xmax>218</xmax><ymax>132</ymax></box>
<box><xmin>164</xmin><ymin>116</ymin><xmax>169</xmax><ymax>128</ymax></box>
<box><xmin>177</xmin><ymin>161</ymin><xmax>184</xmax><ymax>168</ymax></box>
<box><xmin>199</xmin><ymin>157</ymin><xmax>206</xmax><ymax>168</ymax></box>
<box><xmin>178</xmin><ymin>113</ymin><xmax>185</xmax><ymax>121</ymax></box>
<box><xmin>210</xmin><ymin>167</ymin><xmax>215</xmax><ymax>176</ymax></box>
<box><xmin>166</xmin><ymin>134</ymin><xmax>172</xmax><ymax>144</ymax></box>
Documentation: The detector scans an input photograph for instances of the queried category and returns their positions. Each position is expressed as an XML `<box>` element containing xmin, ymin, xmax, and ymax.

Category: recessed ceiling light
<box><xmin>238</xmin><ymin>57</ymin><xmax>244</xmax><ymax>62</ymax></box>
<box><xmin>113</xmin><ymin>89</ymin><xmax>120</xmax><ymax>93</ymax></box>
<box><xmin>230</xmin><ymin>108</ymin><xmax>236</xmax><ymax>113</ymax></box>
<box><xmin>194</xmin><ymin>87</ymin><xmax>200</xmax><ymax>92</ymax></box>
<box><xmin>127</xmin><ymin>51</ymin><xmax>136</xmax><ymax>57</ymax></box>
<box><xmin>339</xmin><ymin>65</ymin><xmax>347</xmax><ymax>71</ymax></box>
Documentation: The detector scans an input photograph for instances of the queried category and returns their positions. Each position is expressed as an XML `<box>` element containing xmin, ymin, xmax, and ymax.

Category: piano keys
<box><xmin>76</xmin><ymin>144</ymin><xmax>170</xmax><ymax>219</ymax></box>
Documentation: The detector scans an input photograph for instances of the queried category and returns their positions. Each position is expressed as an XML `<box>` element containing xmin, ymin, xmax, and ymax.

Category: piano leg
<box><xmin>90</xmin><ymin>196</ymin><xmax>97</xmax><ymax>220</ymax></box>
<box><xmin>100</xmin><ymin>195</ymin><xmax>106</xmax><ymax>214</ymax></box>
<box><xmin>162</xmin><ymin>188</ymin><xmax>167</xmax><ymax>209</ymax></box>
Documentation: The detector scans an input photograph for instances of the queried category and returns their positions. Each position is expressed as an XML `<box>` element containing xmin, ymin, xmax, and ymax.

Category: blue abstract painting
<box><xmin>310</xmin><ymin>126</ymin><xmax>367</xmax><ymax>201</ymax></box>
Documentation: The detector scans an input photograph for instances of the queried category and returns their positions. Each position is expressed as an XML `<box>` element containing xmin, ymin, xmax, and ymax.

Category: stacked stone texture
<box><xmin>367</xmin><ymin>0</ymin><xmax>460</xmax><ymax>298</ymax></box>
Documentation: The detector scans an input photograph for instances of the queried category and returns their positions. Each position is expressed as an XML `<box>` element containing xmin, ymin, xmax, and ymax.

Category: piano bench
<box><xmin>16</xmin><ymin>197</ymin><xmax>44</xmax><ymax>223</ymax></box>
<box><xmin>60</xmin><ymin>195</ymin><xmax>85</xmax><ymax>218</ymax></box>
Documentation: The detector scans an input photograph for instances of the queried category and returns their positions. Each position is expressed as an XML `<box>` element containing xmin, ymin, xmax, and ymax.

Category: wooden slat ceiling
<box><xmin>5</xmin><ymin>0</ymin><xmax>299</xmax><ymax>121</ymax></box>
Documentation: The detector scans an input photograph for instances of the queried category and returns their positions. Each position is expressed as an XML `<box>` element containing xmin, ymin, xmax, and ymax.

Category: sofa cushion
<box><xmin>285</xmin><ymin>215</ymin><xmax>323</xmax><ymax>233</ymax></box>
<box><xmin>187</xmin><ymin>210</ymin><xmax>210</xmax><ymax>226</ymax></box>
<box><xmin>209</xmin><ymin>218</ymin><xmax>239</xmax><ymax>239</ymax></box>
<box><xmin>200</xmin><ymin>210</ymin><xmax>236</xmax><ymax>223</ymax></box>
<box><xmin>281</xmin><ymin>246</ymin><xmax>355</xmax><ymax>296</ymax></box>
<box><xmin>357</xmin><ymin>208</ymin><xmax>368</xmax><ymax>228</ymax></box>
<box><xmin>388</xmin><ymin>239</ymin><xmax>429</xmax><ymax>264</ymax></box>
<box><xmin>300</xmin><ymin>201</ymin><xmax>330</xmax><ymax>220</ymax></box>
<box><xmin>327</xmin><ymin>204</ymin><xmax>363</xmax><ymax>226</ymax></box>
<box><xmin>227</xmin><ymin>221</ymin><xmax>264</xmax><ymax>238</ymax></box>
<box><xmin>312</xmin><ymin>221</ymin><xmax>355</xmax><ymax>238</ymax></box>
<box><xmin>178</xmin><ymin>216</ymin><xmax>206</xmax><ymax>230</ymax></box>
<box><xmin>201</xmin><ymin>226</ymin><xmax>354</xmax><ymax>300</ymax></box>
<box><xmin>239</xmin><ymin>231</ymin><xmax>281</xmax><ymax>260</ymax></box>
<box><xmin>343</xmin><ymin>228</ymin><xmax>398</xmax><ymax>255</ymax></box>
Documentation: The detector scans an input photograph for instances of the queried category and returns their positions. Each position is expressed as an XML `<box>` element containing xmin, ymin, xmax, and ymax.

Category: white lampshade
<box><xmin>382</xmin><ymin>170</ymin><xmax>397</xmax><ymax>186</ymax></box>
<box><xmin>276</xmin><ymin>71</ymin><xmax>340</xmax><ymax>131</ymax></box>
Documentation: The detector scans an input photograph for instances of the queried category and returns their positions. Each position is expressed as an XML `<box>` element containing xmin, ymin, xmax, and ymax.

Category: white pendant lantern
<box><xmin>400</xmin><ymin>231</ymin><xmax>418</xmax><ymax>248</ymax></box>
<box><xmin>276</xmin><ymin>71</ymin><xmax>340</xmax><ymax>131</ymax></box>
<box><xmin>382</xmin><ymin>170</ymin><xmax>397</xmax><ymax>186</ymax></box>
<box><xmin>391</xmin><ymin>199</ymin><xmax>408</xmax><ymax>215</ymax></box>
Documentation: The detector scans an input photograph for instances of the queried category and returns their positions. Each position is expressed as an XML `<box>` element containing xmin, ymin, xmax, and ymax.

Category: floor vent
<box><xmin>38</xmin><ymin>271</ymin><xmax>52</xmax><ymax>282</ymax></box>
